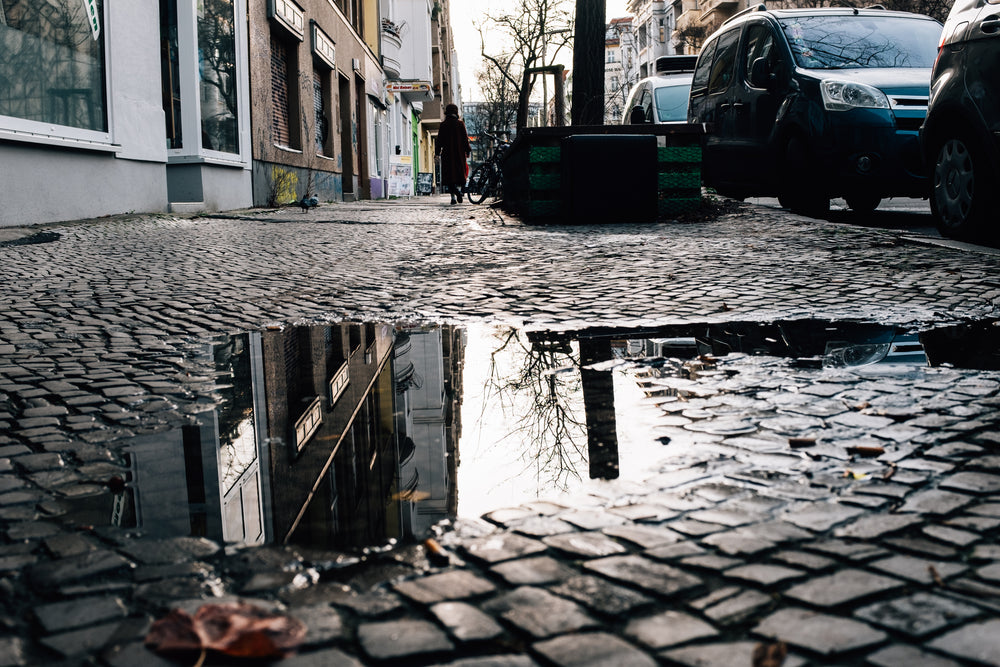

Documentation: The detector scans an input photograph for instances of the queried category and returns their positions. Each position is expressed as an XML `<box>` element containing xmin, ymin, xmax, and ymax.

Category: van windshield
<box><xmin>654</xmin><ymin>84</ymin><xmax>691</xmax><ymax>122</ymax></box>
<box><xmin>778</xmin><ymin>15</ymin><xmax>941</xmax><ymax>69</ymax></box>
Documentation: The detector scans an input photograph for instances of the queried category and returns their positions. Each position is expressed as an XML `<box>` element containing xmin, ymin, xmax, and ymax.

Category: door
<box><xmin>968</xmin><ymin>2</ymin><xmax>1000</xmax><ymax>144</ymax></box>
<box><xmin>703</xmin><ymin>26</ymin><xmax>743</xmax><ymax>185</ymax></box>
<box><xmin>339</xmin><ymin>73</ymin><xmax>355</xmax><ymax>195</ymax></box>
<box><xmin>731</xmin><ymin>20</ymin><xmax>786</xmax><ymax>187</ymax></box>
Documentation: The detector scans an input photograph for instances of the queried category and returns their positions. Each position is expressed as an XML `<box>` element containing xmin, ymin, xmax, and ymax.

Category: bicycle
<box><xmin>466</xmin><ymin>132</ymin><xmax>510</xmax><ymax>204</ymax></box>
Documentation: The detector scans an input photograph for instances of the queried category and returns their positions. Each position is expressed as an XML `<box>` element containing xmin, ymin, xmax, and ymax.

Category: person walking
<box><xmin>435</xmin><ymin>104</ymin><xmax>471</xmax><ymax>204</ymax></box>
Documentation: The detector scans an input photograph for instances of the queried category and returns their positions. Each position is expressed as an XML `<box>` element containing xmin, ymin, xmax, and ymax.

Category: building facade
<box><xmin>381</xmin><ymin>0</ymin><xmax>436</xmax><ymax>196</ymax></box>
<box><xmin>1</xmin><ymin>0</ymin><xmax>464</xmax><ymax>225</ymax></box>
<box><xmin>247</xmin><ymin>0</ymin><xmax>386</xmax><ymax>205</ymax></box>
<box><xmin>1</xmin><ymin>0</ymin><xmax>254</xmax><ymax>226</ymax></box>
<box><xmin>605</xmin><ymin>16</ymin><xmax>637</xmax><ymax>124</ymax></box>
<box><xmin>626</xmin><ymin>0</ymin><xmax>674</xmax><ymax>79</ymax></box>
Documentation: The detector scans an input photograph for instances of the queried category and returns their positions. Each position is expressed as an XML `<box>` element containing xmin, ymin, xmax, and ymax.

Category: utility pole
<box><xmin>571</xmin><ymin>0</ymin><xmax>606</xmax><ymax>126</ymax></box>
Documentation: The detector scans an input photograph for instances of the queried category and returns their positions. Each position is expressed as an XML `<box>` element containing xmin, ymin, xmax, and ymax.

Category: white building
<box><xmin>1</xmin><ymin>0</ymin><xmax>253</xmax><ymax>226</ymax></box>
<box><xmin>605</xmin><ymin>17</ymin><xmax>638</xmax><ymax>124</ymax></box>
<box><xmin>381</xmin><ymin>0</ymin><xmax>436</xmax><ymax>195</ymax></box>
<box><xmin>627</xmin><ymin>0</ymin><xmax>688</xmax><ymax>79</ymax></box>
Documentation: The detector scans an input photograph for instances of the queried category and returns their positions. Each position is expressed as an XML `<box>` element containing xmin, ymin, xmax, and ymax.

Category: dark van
<box><xmin>921</xmin><ymin>0</ymin><xmax>1000</xmax><ymax>242</ymax></box>
<box><xmin>688</xmin><ymin>5</ymin><xmax>942</xmax><ymax>216</ymax></box>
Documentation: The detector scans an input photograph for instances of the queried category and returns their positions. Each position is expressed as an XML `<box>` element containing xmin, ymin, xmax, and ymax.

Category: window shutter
<box><xmin>270</xmin><ymin>35</ymin><xmax>291</xmax><ymax>146</ymax></box>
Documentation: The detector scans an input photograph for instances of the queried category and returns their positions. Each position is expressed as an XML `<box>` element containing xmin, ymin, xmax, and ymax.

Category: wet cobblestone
<box><xmin>1</xmin><ymin>198</ymin><xmax>1000</xmax><ymax>665</ymax></box>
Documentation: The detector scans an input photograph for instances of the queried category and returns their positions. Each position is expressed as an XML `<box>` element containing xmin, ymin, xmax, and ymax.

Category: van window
<box><xmin>691</xmin><ymin>39</ymin><xmax>718</xmax><ymax>91</ymax></box>
<box><xmin>743</xmin><ymin>23</ymin><xmax>777</xmax><ymax>83</ymax></box>
<box><xmin>778</xmin><ymin>15</ymin><xmax>940</xmax><ymax>69</ymax></box>
<box><xmin>708</xmin><ymin>28</ymin><xmax>740</xmax><ymax>94</ymax></box>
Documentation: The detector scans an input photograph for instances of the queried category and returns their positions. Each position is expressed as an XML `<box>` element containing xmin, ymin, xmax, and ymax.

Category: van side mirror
<box><xmin>750</xmin><ymin>57</ymin><xmax>771</xmax><ymax>89</ymax></box>
<box><xmin>629</xmin><ymin>105</ymin><xmax>647</xmax><ymax>124</ymax></box>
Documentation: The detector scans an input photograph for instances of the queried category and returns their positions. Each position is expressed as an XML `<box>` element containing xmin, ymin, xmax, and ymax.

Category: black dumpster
<box><xmin>561</xmin><ymin>134</ymin><xmax>658</xmax><ymax>223</ymax></box>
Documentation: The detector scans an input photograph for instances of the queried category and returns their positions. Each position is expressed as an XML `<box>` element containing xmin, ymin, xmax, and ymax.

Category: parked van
<box><xmin>921</xmin><ymin>0</ymin><xmax>1000</xmax><ymax>242</ymax></box>
<box><xmin>688</xmin><ymin>5</ymin><xmax>941</xmax><ymax>216</ymax></box>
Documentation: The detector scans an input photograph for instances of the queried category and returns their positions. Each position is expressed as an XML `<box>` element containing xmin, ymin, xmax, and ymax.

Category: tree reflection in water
<box><xmin>483</xmin><ymin>328</ymin><xmax>588</xmax><ymax>491</ymax></box>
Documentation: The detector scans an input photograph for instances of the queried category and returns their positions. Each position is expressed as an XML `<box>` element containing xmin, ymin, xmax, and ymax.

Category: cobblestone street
<box><xmin>2</xmin><ymin>197</ymin><xmax>1000</xmax><ymax>666</ymax></box>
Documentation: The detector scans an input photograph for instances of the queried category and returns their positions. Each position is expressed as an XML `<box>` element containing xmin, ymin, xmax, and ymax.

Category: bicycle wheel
<box><xmin>467</xmin><ymin>163</ymin><xmax>492</xmax><ymax>204</ymax></box>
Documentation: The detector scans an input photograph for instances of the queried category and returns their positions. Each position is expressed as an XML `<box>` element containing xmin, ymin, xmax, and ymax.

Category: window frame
<box><xmin>0</xmin><ymin>0</ymin><xmax>116</xmax><ymax>151</ymax></box>
<box><xmin>167</xmin><ymin>0</ymin><xmax>250</xmax><ymax>167</ymax></box>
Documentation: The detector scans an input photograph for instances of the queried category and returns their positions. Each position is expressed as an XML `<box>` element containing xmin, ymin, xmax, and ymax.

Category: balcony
<box><xmin>699</xmin><ymin>0</ymin><xmax>740</xmax><ymax>22</ymax></box>
<box><xmin>381</xmin><ymin>18</ymin><xmax>404</xmax><ymax>79</ymax></box>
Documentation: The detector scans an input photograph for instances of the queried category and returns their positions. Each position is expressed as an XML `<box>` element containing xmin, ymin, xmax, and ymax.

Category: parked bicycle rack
<box><xmin>500</xmin><ymin>124</ymin><xmax>704</xmax><ymax>224</ymax></box>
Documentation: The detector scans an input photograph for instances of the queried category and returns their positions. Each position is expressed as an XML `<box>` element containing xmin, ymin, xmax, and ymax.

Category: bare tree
<box><xmin>475</xmin><ymin>0</ymin><xmax>574</xmax><ymax>129</ymax></box>
<box><xmin>571</xmin><ymin>0</ymin><xmax>605</xmax><ymax>125</ymax></box>
<box><xmin>473</xmin><ymin>61</ymin><xmax>519</xmax><ymax>140</ymax></box>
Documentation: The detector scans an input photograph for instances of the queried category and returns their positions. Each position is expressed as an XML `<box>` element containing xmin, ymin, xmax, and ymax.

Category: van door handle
<box><xmin>732</xmin><ymin>102</ymin><xmax>746</xmax><ymax>111</ymax></box>
<box><xmin>983</xmin><ymin>16</ymin><xmax>1000</xmax><ymax>34</ymax></box>
<box><xmin>719</xmin><ymin>103</ymin><xmax>731</xmax><ymax>112</ymax></box>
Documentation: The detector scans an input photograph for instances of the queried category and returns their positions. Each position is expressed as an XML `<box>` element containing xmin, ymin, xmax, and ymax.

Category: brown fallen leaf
<box><xmin>788</xmin><ymin>437</ymin><xmax>816</xmax><ymax>449</ymax></box>
<box><xmin>929</xmin><ymin>565</ymin><xmax>944</xmax><ymax>587</ymax></box>
<box><xmin>752</xmin><ymin>641</ymin><xmax>788</xmax><ymax>667</ymax></box>
<box><xmin>847</xmin><ymin>445</ymin><xmax>885</xmax><ymax>457</ymax></box>
<box><xmin>146</xmin><ymin>602</ymin><xmax>306</xmax><ymax>662</ymax></box>
<box><xmin>883</xmin><ymin>463</ymin><xmax>897</xmax><ymax>480</ymax></box>
<box><xmin>424</xmin><ymin>537</ymin><xmax>452</xmax><ymax>566</ymax></box>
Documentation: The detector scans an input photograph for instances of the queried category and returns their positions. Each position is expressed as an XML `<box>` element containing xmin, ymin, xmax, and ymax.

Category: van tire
<box><xmin>931</xmin><ymin>132</ymin><xmax>995</xmax><ymax>241</ymax></box>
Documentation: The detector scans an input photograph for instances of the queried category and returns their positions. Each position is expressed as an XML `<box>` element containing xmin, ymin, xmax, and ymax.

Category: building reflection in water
<box><xmin>77</xmin><ymin>322</ymin><xmax>465</xmax><ymax>552</ymax></box>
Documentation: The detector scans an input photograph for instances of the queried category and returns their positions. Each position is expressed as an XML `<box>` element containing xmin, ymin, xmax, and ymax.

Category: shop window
<box><xmin>0</xmin><ymin>0</ymin><xmax>108</xmax><ymax>134</ymax></box>
<box><xmin>160</xmin><ymin>0</ymin><xmax>182</xmax><ymax>148</ymax></box>
<box><xmin>198</xmin><ymin>0</ymin><xmax>239</xmax><ymax>153</ymax></box>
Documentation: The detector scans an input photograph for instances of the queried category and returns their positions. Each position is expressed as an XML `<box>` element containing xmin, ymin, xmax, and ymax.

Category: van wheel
<box><xmin>779</xmin><ymin>137</ymin><xmax>830</xmax><ymax>218</ymax></box>
<box><xmin>845</xmin><ymin>194</ymin><xmax>881</xmax><ymax>214</ymax></box>
<box><xmin>932</xmin><ymin>133</ymin><xmax>994</xmax><ymax>241</ymax></box>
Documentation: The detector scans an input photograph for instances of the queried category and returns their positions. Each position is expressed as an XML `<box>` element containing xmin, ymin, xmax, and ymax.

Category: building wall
<box><xmin>0</xmin><ymin>1</ymin><xmax>168</xmax><ymax>226</ymax></box>
<box><xmin>247</xmin><ymin>0</ymin><xmax>385</xmax><ymax>206</ymax></box>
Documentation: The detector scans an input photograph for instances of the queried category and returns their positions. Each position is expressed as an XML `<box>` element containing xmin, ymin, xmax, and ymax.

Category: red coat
<box><xmin>436</xmin><ymin>114</ymin><xmax>471</xmax><ymax>186</ymax></box>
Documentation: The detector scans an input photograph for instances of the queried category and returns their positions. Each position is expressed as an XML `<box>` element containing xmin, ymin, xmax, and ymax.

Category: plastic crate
<box><xmin>658</xmin><ymin>146</ymin><xmax>702</xmax><ymax>163</ymax></box>
<box><xmin>529</xmin><ymin>146</ymin><xmax>561</xmax><ymax>163</ymax></box>
<box><xmin>657</xmin><ymin>171</ymin><xmax>701</xmax><ymax>189</ymax></box>
<box><xmin>529</xmin><ymin>173</ymin><xmax>561</xmax><ymax>190</ymax></box>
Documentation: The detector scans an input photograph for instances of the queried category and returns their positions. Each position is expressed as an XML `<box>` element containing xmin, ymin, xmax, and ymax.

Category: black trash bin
<box><xmin>560</xmin><ymin>134</ymin><xmax>658</xmax><ymax>224</ymax></box>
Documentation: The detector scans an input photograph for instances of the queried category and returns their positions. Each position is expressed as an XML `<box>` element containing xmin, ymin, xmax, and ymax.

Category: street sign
<box><xmin>82</xmin><ymin>0</ymin><xmax>100</xmax><ymax>40</ymax></box>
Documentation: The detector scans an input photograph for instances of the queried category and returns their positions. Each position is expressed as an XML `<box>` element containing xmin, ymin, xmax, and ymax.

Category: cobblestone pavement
<box><xmin>1</xmin><ymin>197</ymin><xmax>1000</xmax><ymax>666</ymax></box>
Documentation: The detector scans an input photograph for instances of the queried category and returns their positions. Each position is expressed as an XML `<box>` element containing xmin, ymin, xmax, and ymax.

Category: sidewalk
<box><xmin>1</xmin><ymin>197</ymin><xmax>999</xmax><ymax>666</ymax></box>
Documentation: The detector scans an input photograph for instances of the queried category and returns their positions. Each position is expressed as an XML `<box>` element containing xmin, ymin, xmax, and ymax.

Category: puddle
<box><xmin>43</xmin><ymin>318</ymin><xmax>1000</xmax><ymax>553</ymax></box>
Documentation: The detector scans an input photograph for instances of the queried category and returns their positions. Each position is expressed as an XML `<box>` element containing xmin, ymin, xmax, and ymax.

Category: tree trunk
<box><xmin>571</xmin><ymin>0</ymin><xmax>606</xmax><ymax>126</ymax></box>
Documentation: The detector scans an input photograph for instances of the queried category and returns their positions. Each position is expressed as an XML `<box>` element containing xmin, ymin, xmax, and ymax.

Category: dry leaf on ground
<box><xmin>145</xmin><ymin>601</ymin><xmax>306</xmax><ymax>661</ymax></box>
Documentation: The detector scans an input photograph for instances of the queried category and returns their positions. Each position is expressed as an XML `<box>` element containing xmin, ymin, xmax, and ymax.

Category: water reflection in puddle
<box><xmin>66</xmin><ymin>318</ymin><xmax>998</xmax><ymax>553</ymax></box>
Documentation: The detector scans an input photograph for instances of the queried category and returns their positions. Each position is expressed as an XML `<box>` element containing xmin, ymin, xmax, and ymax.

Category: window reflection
<box><xmin>198</xmin><ymin>0</ymin><xmax>238</xmax><ymax>153</ymax></box>
<box><xmin>0</xmin><ymin>0</ymin><xmax>107</xmax><ymax>131</ymax></box>
<box><xmin>160</xmin><ymin>0</ymin><xmax>182</xmax><ymax>148</ymax></box>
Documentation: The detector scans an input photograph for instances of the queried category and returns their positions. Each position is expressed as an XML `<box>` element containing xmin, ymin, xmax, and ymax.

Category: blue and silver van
<box><xmin>688</xmin><ymin>5</ymin><xmax>942</xmax><ymax>216</ymax></box>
